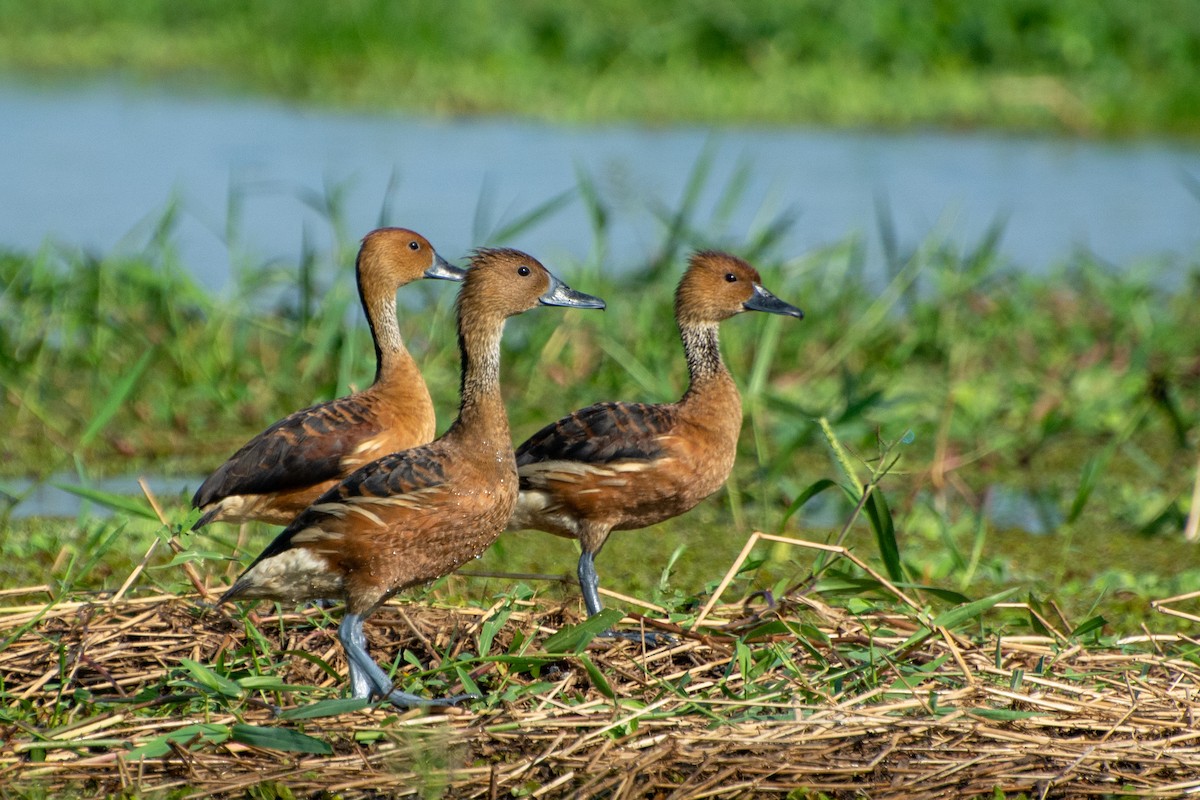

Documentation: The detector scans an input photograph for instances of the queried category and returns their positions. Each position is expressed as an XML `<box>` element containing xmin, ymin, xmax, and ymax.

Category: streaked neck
<box><xmin>448</xmin><ymin>316</ymin><xmax>510</xmax><ymax>443</ymax></box>
<box><xmin>680</xmin><ymin>323</ymin><xmax>730</xmax><ymax>392</ymax></box>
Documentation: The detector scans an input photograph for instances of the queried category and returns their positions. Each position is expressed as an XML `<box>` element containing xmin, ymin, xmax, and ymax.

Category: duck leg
<box><xmin>577</xmin><ymin>551</ymin><xmax>672</xmax><ymax>647</ymax></box>
<box><xmin>337</xmin><ymin>612</ymin><xmax>474</xmax><ymax>708</ymax></box>
<box><xmin>338</xmin><ymin>613</ymin><xmax>376</xmax><ymax>700</ymax></box>
<box><xmin>577</xmin><ymin>551</ymin><xmax>605</xmax><ymax>618</ymax></box>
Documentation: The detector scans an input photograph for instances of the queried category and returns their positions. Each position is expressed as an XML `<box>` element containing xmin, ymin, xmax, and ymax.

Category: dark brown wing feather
<box><xmin>515</xmin><ymin>402</ymin><xmax>675</xmax><ymax>469</ymax></box>
<box><xmin>321</xmin><ymin>447</ymin><xmax>448</xmax><ymax>503</ymax></box>
<box><xmin>244</xmin><ymin>444</ymin><xmax>448</xmax><ymax>568</ymax></box>
<box><xmin>192</xmin><ymin>396</ymin><xmax>381</xmax><ymax>508</ymax></box>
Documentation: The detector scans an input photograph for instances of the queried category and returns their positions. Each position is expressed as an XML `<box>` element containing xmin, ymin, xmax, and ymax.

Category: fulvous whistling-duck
<box><xmin>218</xmin><ymin>248</ymin><xmax>605</xmax><ymax>707</ymax></box>
<box><xmin>507</xmin><ymin>251</ymin><xmax>802</xmax><ymax>631</ymax></box>
<box><xmin>191</xmin><ymin>228</ymin><xmax>465</xmax><ymax>530</ymax></box>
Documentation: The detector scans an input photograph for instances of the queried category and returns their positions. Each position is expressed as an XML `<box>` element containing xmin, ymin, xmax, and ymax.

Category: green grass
<box><xmin>1</xmin><ymin>166</ymin><xmax>1198</xmax><ymax>638</ymax></box>
<box><xmin>3</xmin><ymin>0</ymin><xmax>1200</xmax><ymax>135</ymax></box>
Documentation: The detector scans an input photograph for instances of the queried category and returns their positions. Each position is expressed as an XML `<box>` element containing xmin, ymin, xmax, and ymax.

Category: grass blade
<box><xmin>178</xmin><ymin>658</ymin><xmax>244</xmax><ymax>698</ymax></box>
<box><xmin>863</xmin><ymin>487</ymin><xmax>903</xmax><ymax>583</ymax></box>
<box><xmin>931</xmin><ymin>587</ymin><xmax>1022</xmax><ymax>630</ymax></box>
<box><xmin>230</xmin><ymin>723</ymin><xmax>332</xmax><ymax>755</ymax></box>
<box><xmin>78</xmin><ymin>347</ymin><xmax>155</xmax><ymax>449</ymax></box>
<box><xmin>576</xmin><ymin>653</ymin><xmax>614</xmax><ymax>700</ymax></box>
<box><xmin>1070</xmin><ymin>615</ymin><xmax>1107</xmax><ymax>639</ymax></box>
<box><xmin>276</xmin><ymin>698</ymin><xmax>371</xmax><ymax>721</ymax></box>
<box><xmin>126</xmin><ymin>724</ymin><xmax>230</xmax><ymax>760</ymax></box>
<box><xmin>779</xmin><ymin>478</ymin><xmax>838</xmax><ymax>531</ymax></box>
<box><xmin>487</xmin><ymin>188</ymin><xmax>575</xmax><ymax>244</ymax></box>
<box><xmin>51</xmin><ymin>483</ymin><xmax>159</xmax><ymax>521</ymax></box>
<box><xmin>541</xmin><ymin>609</ymin><xmax>625</xmax><ymax>654</ymax></box>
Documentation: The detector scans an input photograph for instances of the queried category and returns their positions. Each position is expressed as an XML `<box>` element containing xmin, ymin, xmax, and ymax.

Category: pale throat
<box><xmin>680</xmin><ymin>323</ymin><xmax>728</xmax><ymax>387</ymax></box>
<box><xmin>454</xmin><ymin>316</ymin><xmax>509</xmax><ymax>431</ymax></box>
<box><xmin>367</xmin><ymin>292</ymin><xmax>411</xmax><ymax>383</ymax></box>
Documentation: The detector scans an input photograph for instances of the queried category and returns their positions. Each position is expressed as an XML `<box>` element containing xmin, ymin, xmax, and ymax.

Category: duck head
<box><xmin>675</xmin><ymin>250</ymin><xmax>803</xmax><ymax>325</ymax></box>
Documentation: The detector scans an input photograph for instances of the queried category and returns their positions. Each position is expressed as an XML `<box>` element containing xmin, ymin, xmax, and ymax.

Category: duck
<box><xmin>217</xmin><ymin>248</ymin><xmax>605</xmax><ymax>707</ymax></box>
<box><xmin>506</xmin><ymin>250</ymin><xmax>802</xmax><ymax>634</ymax></box>
<box><xmin>191</xmin><ymin>227</ymin><xmax>466</xmax><ymax>530</ymax></box>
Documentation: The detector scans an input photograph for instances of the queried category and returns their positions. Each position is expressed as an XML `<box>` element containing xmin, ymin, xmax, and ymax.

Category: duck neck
<box><xmin>360</xmin><ymin>277</ymin><xmax>413</xmax><ymax>386</ymax></box>
<box><xmin>678</xmin><ymin>321</ymin><xmax>742</xmax><ymax>447</ymax></box>
<box><xmin>680</xmin><ymin>322</ymin><xmax>734</xmax><ymax>399</ymax></box>
<box><xmin>446</xmin><ymin>315</ymin><xmax>511</xmax><ymax>447</ymax></box>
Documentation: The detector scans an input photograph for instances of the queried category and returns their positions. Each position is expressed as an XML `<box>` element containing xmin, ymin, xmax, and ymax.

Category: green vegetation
<box><xmin>1</xmin><ymin>167</ymin><xmax>1197</xmax><ymax>637</ymax></box>
<box><xmin>3</xmin><ymin>5</ymin><xmax>1198</xmax><ymax>791</ymax></box>
<box><xmin>3</xmin><ymin>0</ymin><xmax>1200</xmax><ymax>135</ymax></box>
<box><xmin>2</xmin><ymin>171</ymin><xmax>1199</xmax><ymax>796</ymax></box>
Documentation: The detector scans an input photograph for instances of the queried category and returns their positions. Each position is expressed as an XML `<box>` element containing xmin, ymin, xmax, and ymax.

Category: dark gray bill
<box><xmin>425</xmin><ymin>253</ymin><xmax>468</xmax><ymax>281</ymax></box>
<box><xmin>744</xmin><ymin>283</ymin><xmax>803</xmax><ymax>318</ymax></box>
<box><xmin>539</xmin><ymin>273</ymin><xmax>606</xmax><ymax>309</ymax></box>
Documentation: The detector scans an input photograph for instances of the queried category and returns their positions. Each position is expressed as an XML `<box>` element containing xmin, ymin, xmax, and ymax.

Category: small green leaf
<box><xmin>541</xmin><ymin>609</ymin><xmax>625</xmax><ymax>654</ymax></box>
<box><xmin>456</xmin><ymin>666</ymin><xmax>482</xmax><ymax>698</ymax></box>
<box><xmin>126</xmin><ymin>723</ymin><xmax>230</xmax><ymax>759</ymax></box>
<box><xmin>484</xmin><ymin>655</ymin><xmax>555</xmax><ymax>673</ymax></box>
<box><xmin>178</xmin><ymin>658</ymin><xmax>243</xmax><ymax>698</ymax></box>
<box><xmin>1025</xmin><ymin>596</ymin><xmax>1052</xmax><ymax>636</ymax></box>
<box><xmin>236</xmin><ymin>675</ymin><xmax>310</xmax><ymax>692</ymax></box>
<box><xmin>900</xmin><ymin>585</ymin><xmax>972</xmax><ymax>604</ymax></box>
<box><xmin>576</xmin><ymin>653</ymin><xmax>614</xmax><ymax>699</ymax></box>
<box><xmin>735</xmin><ymin>640</ymin><xmax>752</xmax><ymax>683</ymax></box>
<box><xmin>931</xmin><ymin>588</ymin><xmax>1021</xmax><ymax>631</ymax></box>
<box><xmin>478</xmin><ymin>608</ymin><xmax>511</xmax><ymax>656</ymax></box>
<box><xmin>863</xmin><ymin>487</ymin><xmax>903</xmax><ymax>583</ymax></box>
<box><xmin>231</xmin><ymin>723</ymin><xmax>332</xmax><ymax>755</ymax></box>
<box><xmin>276</xmin><ymin>698</ymin><xmax>371</xmax><ymax>721</ymax></box>
<box><xmin>1070</xmin><ymin>615</ymin><xmax>1107</xmax><ymax>639</ymax></box>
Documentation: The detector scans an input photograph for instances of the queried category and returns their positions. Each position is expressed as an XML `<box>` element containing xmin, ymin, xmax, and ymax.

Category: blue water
<box><xmin>0</xmin><ymin>474</ymin><xmax>1063</xmax><ymax>538</ymax></box>
<box><xmin>3</xmin><ymin>79</ymin><xmax>1198</xmax><ymax>292</ymax></box>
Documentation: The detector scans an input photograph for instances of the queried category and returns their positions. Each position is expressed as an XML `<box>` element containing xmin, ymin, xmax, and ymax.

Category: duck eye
<box><xmin>408</xmin><ymin>241</ymin><xmax>420</xmax><ymax>251</ymax></box>
<box><xmin>725</xmin><ymin>273</ymin><xmax>737</xmax><ymax>282</ymax></box>
<box><xmin>518</xmin><ymin>265</ymin><xmax>531</xmax><ymax>276</ymax></box>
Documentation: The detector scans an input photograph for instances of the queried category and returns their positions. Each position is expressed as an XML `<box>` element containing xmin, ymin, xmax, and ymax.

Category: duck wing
<box><xmin>245</xmin><ymin>446</ymin><xmax>448</xmax><ymax>567</ymax></box>
<box><xmin>192</xmin><ymin>396</ymin><xmax>381</xmax><ymax>508</ymax></box>
<box><xmin>516</xmin><ymin>402</ymin><xmax>675</xmax><ymax>467</ymax></box>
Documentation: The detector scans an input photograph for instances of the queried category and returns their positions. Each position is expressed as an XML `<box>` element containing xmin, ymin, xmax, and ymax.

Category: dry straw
<box><xmin>2</xmin><ymin>536</ymin><xmax>1200</xmax><ymax>798</ymax></box>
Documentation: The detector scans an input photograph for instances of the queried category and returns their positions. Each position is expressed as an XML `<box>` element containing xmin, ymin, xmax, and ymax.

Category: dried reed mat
<box><xmin>2</xmin><ymin>572</ymin><xmax>1200</xmax><ymax>798</ymax></box>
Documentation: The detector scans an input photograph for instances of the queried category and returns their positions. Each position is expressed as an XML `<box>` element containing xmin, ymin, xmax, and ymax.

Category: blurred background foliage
<box><xmin>3</xmin><ymin>0</ymin><xmax>1200</xmax><ymax>134</ymax></box>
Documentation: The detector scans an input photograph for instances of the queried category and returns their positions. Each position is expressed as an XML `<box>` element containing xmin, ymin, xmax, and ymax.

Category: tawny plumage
<box><xmin>218</xmin><ymin>248</ymin><xmax>605</xmax><ymax>707</ymax></box>
<box><xmin>191</xmin><ymin>228</ymin><xmax>465</xmax><ymax>530</ymax></box>
<box><xmin>507</xmin><ymin>251</ymin><xmax>803</xmax><ymax>628</ymax></box>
